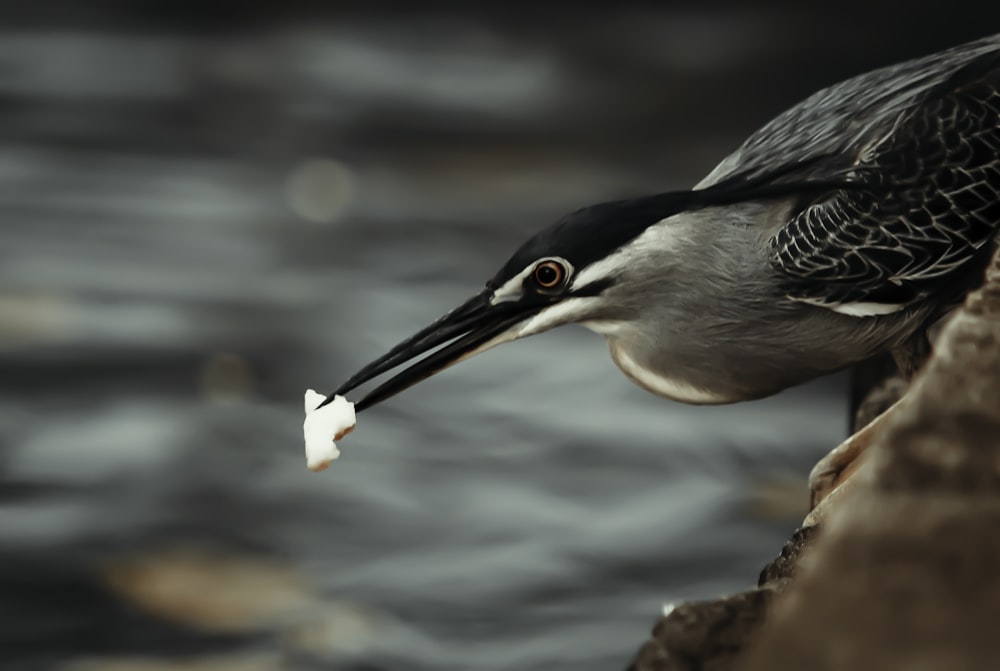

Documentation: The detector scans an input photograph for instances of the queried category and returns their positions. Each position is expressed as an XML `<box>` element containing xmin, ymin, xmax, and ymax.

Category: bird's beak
<box><xmin>324</xmin><ymin>289</ymin><xmax>543</xmax><ymax>412</ymax></box>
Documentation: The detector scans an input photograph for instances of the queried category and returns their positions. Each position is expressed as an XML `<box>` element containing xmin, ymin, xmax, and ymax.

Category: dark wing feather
<box><xmin>769</xmin><ymin>49</ymin><xmax>1000</xmax><ymax>312</ymax></box>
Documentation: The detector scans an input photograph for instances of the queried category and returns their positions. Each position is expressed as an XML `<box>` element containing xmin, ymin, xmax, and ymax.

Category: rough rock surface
<box><xmin>627</xmin><ymin>247</ymin><xmax>1000</xmax><ymax>671</ymax></box>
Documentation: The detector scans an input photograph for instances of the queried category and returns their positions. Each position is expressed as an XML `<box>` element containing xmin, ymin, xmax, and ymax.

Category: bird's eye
<box><xmin>533</xmin><ymin>260</ymin><xmax>566</xmax><ymax>289</ymax></box>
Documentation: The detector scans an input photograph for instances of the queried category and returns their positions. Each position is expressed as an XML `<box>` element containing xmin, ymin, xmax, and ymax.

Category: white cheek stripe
<box><xmin>490</xmin><ymin>266</ymin><xmax>535</xmax><ymax>304</ymax></box>
<box><xmin>517</xmin><ymin>297</ymin><xmax>600</xmax><ymax>337</ymax></box>
<box><xmin>447</xmin><ymin>326</ymin><xmax>522</xmax><ymax>368</ymax></box>
<box><xmin>569</xmin><ymin>247</ymin><xmax>632</xmax><ymax>293</ymax></box>
<box><xmin>442</xmin><ymin>298</ymin><xmax>593</xmax><ymax>370</ymax></box>
<box><xmin>570</xmin><ymin>217</ymin><xmax>683</xmax><ymax>293</ymax></box>
<box><xmin>446</xmin><ymin>297</ymin><xmax>598</xmax><ymax>369</ymax></box>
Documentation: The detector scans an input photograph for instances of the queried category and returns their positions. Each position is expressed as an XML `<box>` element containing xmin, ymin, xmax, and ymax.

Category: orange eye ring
<box><xmin>533</xmin><ymin>260</ymin><xmax>566</xmax><ymax>288</ymax></box>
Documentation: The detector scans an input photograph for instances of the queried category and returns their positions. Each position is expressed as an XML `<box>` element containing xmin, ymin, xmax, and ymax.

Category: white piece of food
<box><xmin>303</xmin><ymin>389</ymin><xmax>356</xmax><ymax>472</ymax></box>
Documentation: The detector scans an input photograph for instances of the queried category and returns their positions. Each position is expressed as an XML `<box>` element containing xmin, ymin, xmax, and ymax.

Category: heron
<box><xmin>321</xmin><ymin>34</ymin><xmax>1000</xmax><ymax>496</ymax></box>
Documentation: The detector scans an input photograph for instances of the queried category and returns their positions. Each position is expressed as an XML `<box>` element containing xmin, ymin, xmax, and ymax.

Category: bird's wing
<box><xmin>700</xmin><ymin>35</ymin><xmax>1000</xmax><ymax>188</ymax></box>
<box><xmin>766</xmin><ymin>44</ymin><xmax>1000</xmax><ymax>315</ymax></box>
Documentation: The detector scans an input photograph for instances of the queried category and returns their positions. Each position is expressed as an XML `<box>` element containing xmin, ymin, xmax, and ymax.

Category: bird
<box><xmin>323</xmin><ymin>34</ymin><xmax>1000</xmax><ymax>484</ymax></box>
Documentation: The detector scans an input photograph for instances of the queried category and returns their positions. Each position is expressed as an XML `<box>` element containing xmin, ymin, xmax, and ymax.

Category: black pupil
<box><xmin>536</xmin><ymin>263</ymin><xmax>560</xmax><ymax>286</ymax></box>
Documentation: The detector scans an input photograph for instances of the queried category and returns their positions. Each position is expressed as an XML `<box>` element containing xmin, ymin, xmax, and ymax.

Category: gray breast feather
<box><xmin>760</xmin><ymin>39</ymin><xmax>1000</xmax><ymax>312</ymax></box>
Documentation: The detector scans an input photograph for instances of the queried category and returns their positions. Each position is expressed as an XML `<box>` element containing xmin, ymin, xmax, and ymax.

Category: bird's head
<box><xmin>321</xmin><ymin>156</ymin><xmax>844</xmax><ymax>411</ymax></box>
<box><xmin>330</xmin><ymin>191</ymin><xmax>700</xmax><ymax>412</ymax></box>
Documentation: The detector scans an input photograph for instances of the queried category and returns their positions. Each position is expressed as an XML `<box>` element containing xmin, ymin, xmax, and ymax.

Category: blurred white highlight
<box><xmin>285</xmin><ymin>158</ymin><xmax>357</xmax><ymax>224</ymax></box>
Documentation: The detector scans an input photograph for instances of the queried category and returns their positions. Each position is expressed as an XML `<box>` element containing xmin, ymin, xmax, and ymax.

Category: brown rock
<box><xmin>627</xmin><ymin>590</ymin><xmax>776</xmax><ymax>671</ymax></box>
<box><xmin>628</xmin><ymin>248</ymin><xmax>1000</xmax><ymax>671</ymax></box>
<box><xmin>741</xmin><ymin>249</ymin><xmax>1000</xmax><ymax>670</ymax></box>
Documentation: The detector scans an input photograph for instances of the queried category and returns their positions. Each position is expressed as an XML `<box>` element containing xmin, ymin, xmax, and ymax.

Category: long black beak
<box><xmin>320</xmin><ymin>289</ymin><xmax>540</xmax><ymax>412</ymax></box>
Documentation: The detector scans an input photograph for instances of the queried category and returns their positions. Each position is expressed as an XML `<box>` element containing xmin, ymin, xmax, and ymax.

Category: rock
<box><xmin>627</xmin><ymin>590</ymin><xmax>775</xmax><ymax>671</ymax></box>
<box><xmin>625</xmin><ymin>527</ymin><xmax>819</xmax><ymax>671</ymax></box>
<box><xmin>755</xmin><ymin>526</ymin><xmax>819</xmax><ymax>588</ymax></box>
<box><xmin>741</xmin><ymin>247</ymin><xmax>1000</xmax><ymax>670</ymax></box>
<box><xmin>626</xmin><ymin>247</ymin><xmax>1000</xmax><ymax>671</ymax></box>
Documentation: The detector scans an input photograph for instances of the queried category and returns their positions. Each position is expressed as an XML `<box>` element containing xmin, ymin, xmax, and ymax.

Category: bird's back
<box><xmin>699</xmin><ymin>34</ymin><xmax>1000</xmax><ymax>189</ymax></box>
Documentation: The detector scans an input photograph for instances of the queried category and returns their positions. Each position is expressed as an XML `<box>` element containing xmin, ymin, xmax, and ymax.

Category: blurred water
<box><xmin>1</xmin><ymin>6</ymin><xmax>995</xmax><ymax>671</ymax></box>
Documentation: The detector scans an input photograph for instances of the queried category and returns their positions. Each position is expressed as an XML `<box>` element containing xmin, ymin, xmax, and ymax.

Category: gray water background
<box><xmin>1</xmin><ymin>5</ymin><xmax>995</xmax><ymax>670</ymax></box>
